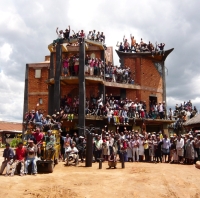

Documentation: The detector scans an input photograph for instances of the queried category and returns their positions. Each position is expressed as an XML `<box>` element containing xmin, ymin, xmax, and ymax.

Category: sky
<box><xmin>0</xmin><ymin>0</ymin><xmax>200</xmax><ymax>122</ymax></box>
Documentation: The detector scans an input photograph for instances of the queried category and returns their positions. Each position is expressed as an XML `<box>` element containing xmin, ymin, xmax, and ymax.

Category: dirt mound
<box><xmin>23</xmin><ymin>185</ymin><xmax>80</xmax><ymax>198</ymax></box>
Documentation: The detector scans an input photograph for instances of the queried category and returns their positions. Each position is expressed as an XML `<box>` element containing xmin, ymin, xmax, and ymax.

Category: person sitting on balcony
<box><xmin>87</xmin><ymin>31</ymin><xmax>92</xmax><ymax>40</ymax></box>
<box><xmin>122</xmin><ymin>109</ymin><xmax>129</xmax><ymax>125</ymax></box>
<box><xmin>91</xmin><ymin>30</ymin><xmax>96</xmax><ymax>41</ymax></box>
<box><xmin>53</xmin><ymin>27</ymin><xmax>64</xmax><ymax>46</ymax></box>
<box><xmin>78</xmin><ymin>30</ymin><xmax>85</xmax><ymax>44</ymax></box>
<box><xmin>43</xmin><ymin>115</ymin><xmax>53</xmax><ymax>131</ymax></box>
<box><xmin>63</xmin><ymin>25</ymin><xmax>70</xmax><ymax>43</ymax></box>
<box><xmin>95</xmin><ymin>31</ymin><xmax>100</xmax><ymax>41</ymax></box>
<box><xmin>72</xmin><ymin>30</ymin><xmax>79</xmax><ymax>39</ymax></box>
<box><xmin>106</xmin><ymin>106</ymin><xmax>114</xmax><ymax>124</ymax></box>
<box><xmin>100</xmin><ymin>32</ymin><xmax>105</xmax><ymax>44</ymax></box>
<box><xmin>34</xmin><ymin>106</ymin><xmax>43</xmax><ymax>128</ymax></box>
<box><xmin>157</xmin><ymin>43</ymin><xmax>165</xmax><ymax>55</ymax></box>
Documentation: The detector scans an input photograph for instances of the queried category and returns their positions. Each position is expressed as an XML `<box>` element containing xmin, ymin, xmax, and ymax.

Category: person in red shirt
<box><xmin>10</xmin><ymin>142</ymin><xmax>26</xmax><ymax>176</ymax></box>
<box><xmin>32</xmin><ymin>127</ymin><xmax>44</xmax><ymax>159</ymax></box>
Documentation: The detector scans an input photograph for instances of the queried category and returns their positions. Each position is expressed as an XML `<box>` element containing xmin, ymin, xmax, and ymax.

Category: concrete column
<box><xmin>48</xmin><ymin>53</ymin><xmax>55</xmax><ymax>115</ymax></box>
<box><xmin>162</xmin><ymin>61</ymin><xmax>167</xmax><ymax>107</ymax></box>
<box><xmin>78</xmin><ymin>40</ymin><xmax>85</xmax><ymax>137</ymax></box>
<box><xmin>22</xmin><ymin>64</ymin><xmax>29</xmax><ymax>139</ymax></box>
<box><xmin>53</xmin><ymin>44</ymin><xmax>62</xmax><ymax>112</ymax></box>
<box><xmin>49</xmin><ymin>52</ymin><xmax>54</xmax><ymax>78</ymax></box>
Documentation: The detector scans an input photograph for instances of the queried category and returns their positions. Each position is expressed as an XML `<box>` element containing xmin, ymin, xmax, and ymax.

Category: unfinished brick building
<box><xmin>23</xmin><ymin>38</ymin><xmax>174</xmax><ymax>134</ymax></box>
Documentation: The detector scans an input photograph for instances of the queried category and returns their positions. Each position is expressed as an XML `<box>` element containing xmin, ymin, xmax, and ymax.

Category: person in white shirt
<box><xmin>131</xmin><ymin>136</ymin><xmax>139</xmax><ymax>162</ymax></box>
<box><xmin>176</xmin><ymin>135</ymin><xmax>184</xmax><ymax>163</ymax></box>
<box><xmin>53</xmin><ymin>27</ymin><xmax>64</xmax><ymax>46</ymax></box>
<box><xmin>162</xmin><ymin>134</ymin><xmax>170</xmax><ymax>162</ymax></box>
<box><xmin>106</xmin><ymin>107</ymin><xmax>114</xmax><ymax>124</ymax></box>
<box><xmin>168</xmin><ymin>108</ymin><xmax>173</xmax><ymax>120</ymax></box>
<box><xmin>158</xmin><ymin>102</ymin><xmax>164</xmax><ymax>119</ymax></box>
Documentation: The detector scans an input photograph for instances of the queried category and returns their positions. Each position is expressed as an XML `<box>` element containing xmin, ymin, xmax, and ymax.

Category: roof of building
<box><xmin>0</xmin><ymin>121</ymin><xmax>22</xmax><ymax>132</ymax></box>
<box><xmin>116</xmin><ymin>48</ymin><xmax>174</xmax><ymax>62</ymax></box>
<box><xmin>183</xmin><ymin>114</ymin><xmax>200</xmax><ymax>126</ymax></box>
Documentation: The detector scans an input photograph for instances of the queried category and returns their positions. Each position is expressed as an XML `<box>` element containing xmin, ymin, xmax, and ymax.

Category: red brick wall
<box><xmin>124</xmin><ymin>57</ymin><xmax>163</xmax><ymax>111</ymax></box>
<box><xmin>28</xmin><ymin>66</ymin><xmax>49</xmax><ymax>113</ymax></box>
<box><xmin>105</xmin><ymin>87</ymin><xmax>120</xmax><ymax>96</ymax></box>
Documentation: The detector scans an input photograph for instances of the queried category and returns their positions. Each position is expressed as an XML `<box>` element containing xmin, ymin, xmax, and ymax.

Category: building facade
<box><xmin>23</xmin><ymin>38</ymin><xmax>174</xmax><ymax>135</ymax></box>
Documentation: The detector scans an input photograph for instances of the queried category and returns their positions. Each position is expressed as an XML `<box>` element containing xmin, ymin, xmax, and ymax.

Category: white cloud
<box><xmin>0</xmin><ymin>0</ymin><xmax>199</xmax><ymax>122</ymax></box>
<box><xmin>0</xmin><ymin>43</ymin><xmax>12</xmax><ymax>61</ymax></box>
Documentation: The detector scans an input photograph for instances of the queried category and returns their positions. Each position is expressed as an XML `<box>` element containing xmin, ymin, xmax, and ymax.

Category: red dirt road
<box><xmin>0</xmin><ymin>158</ymin><xmax>200</xmax><ymax>198</ymax></box>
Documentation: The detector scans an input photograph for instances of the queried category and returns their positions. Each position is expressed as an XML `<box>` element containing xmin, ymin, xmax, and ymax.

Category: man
<box><xmin>72</xmin><ymin>132</ymin><xmax>79</xmax><ymax>145</ymax></box>
<box><xmin>194</xmin><ymin>134</ymin><xmax>200</xmax><ymax>161</ymax></box>
<box><xmin>131</xmin><ymin>136</ymin><xmax>139</xmax><ymax>162</ymax></box>
<box><xmin>9</xmin><ymin>142</ymin><xmax>26</xmax><ymax>176</ymax></box>
<box><xmin>176</xmin><ymin>135</ymin><xmax>184</xmax><ymax>163</ymax></box>
<box><xmin>25</xmin><ymin>140</ymin><xmax>37</xmax><ymax>176</ymax></box>
<box><xmin>60</xmin><ymin>133</ymin><xmax>72</xmax><ymax>161</ymax></box>
<box><xmin>76</xmin><ymin>136</ymin><xmax>85</xmax><ymax>163</ymax></box>
<box><xmin>0</xmin><ymin>143</ymin><xmax>14</xmax><ymax>175</ymax></box>
<box><xmin>11</xmin><ymin>142</ymin><xmax>26</xmax><ymax>176</ymax></box>
<box><xmin>94</xmin><ymin>135</ymin><xmax>103</xmax><ymax>162</ymax></box>
<box><xmin>34</xmin><ymin>107</ymin><xmax>43</xmax><ymax>128</ymax></box>
<box><xmin>70</xmin><ymin>143</ymin><xmax>79</xmax><ymax>164</ymax></box>
<box><xmin>64</xmin><ymin>25</ymin><xmax>70</xmax><ymax>43</ymax></box>
<box><xmin>44</xmin><ymin>130</ymin><xmax>56</xmax><ymax>160</ymax></box>
<box><xmin>130</xmin><ymin>34</ymin><xmax>136</xmax><ymax>51</ymax></box>
<box><xmin>53</xmin><ymin>27</ymin><xmax>64</xmax><ymax>46</ymax></box>
<box><xmin>162</xmin><ymin>134</ymin><xmax>170</xmax><ymax>162</ymax></box>
<box><xmin>157</xmin><ymin>43</ymin><xmax>165</xmax><ymax>56</ymax></box>
<box><xmin>158</xmin><ymin>102</ymin><xmax>164</xmax><ymax>119</ymax></box>
<box><xmin>32</xmin><ymin>127</ymin><xmax>44</xmax><ymax>159</ymax></box>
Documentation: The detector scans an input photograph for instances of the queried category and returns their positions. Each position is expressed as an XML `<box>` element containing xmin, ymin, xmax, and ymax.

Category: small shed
<box><xmin>183</xmin><ymin>114</ymin><xmax>200</xmax><ymax>131</ymax></box>
<box><xmin>0</xmin><ymin>121</ymin><xmax>22</xmax><ymax>144</ymax></box>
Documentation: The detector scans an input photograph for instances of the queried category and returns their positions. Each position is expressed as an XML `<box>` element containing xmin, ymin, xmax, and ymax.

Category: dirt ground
<box><xmin>0</xmin><ymin>149</ymin><xmax>200</xmax><ymax>198</ymax></box>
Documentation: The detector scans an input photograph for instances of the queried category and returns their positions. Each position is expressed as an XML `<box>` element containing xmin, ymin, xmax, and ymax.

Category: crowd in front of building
<box><xmin>1</xmin><ymin>125</ymin><xmax>200</xmax><ymax>176</ymax></box>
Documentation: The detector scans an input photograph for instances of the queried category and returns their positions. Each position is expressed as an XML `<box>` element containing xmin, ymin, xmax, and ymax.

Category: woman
<box><xmin>144</xmin><ymin>137</ymin><xmax>149</xmax><ymax>162</ymax></box>
<box><xmin>74</xmin><ymin>56</ymin><xmax>79</xmax><ymax>76</ymax></box>
<box><xmin>185</xmin><ymin>135</ymin><xmax>195</xmax><ymax>164</ymax></box>
<box><xmin>138</xmin><ymin>136</ymin><xmax>144</xmax><ymax>162</ymax></box>
<box><xmin>63</xmin><ymin>57</ymin><xmax>69</xmax><ymax>76</ymax></box>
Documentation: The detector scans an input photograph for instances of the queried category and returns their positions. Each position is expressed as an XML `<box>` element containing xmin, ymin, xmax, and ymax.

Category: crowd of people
<box><xmin>60</xmin><ymin>94</ymin><xmax>167</xmax><ymax>125</ymax></box>
<box><xmin>62</xmin><ymin>55</ymin><xmax>135</xmax><ymax>84</ymax></box>
<box><xmin>117</xmin><ymin>34</ymin><xmax>165</xmax><ymax>57</ymax></box>
<box><xmin>52</xmin><ymin>26</ymin><xmax>106</xmax><ymax>47</ymax></box>
<box><xmin>91</xmin><ymin>128</ymin><xmax>200</xmax><ymax>165</ymax></box>
<box><xmin>1</xmin><ymin>126</ymin><xmax>200</xmax><ymax>176</ymax></box>
<box><xmin>23</xmin><ymin>97</ymin><xmax>198</xmax><ymax>133</ymax></box>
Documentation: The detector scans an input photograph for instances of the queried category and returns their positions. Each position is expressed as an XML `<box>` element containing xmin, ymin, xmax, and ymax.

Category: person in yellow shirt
<box><xmin>144</xmin><ymin>137</ymin><xmax>149</xmax><ymax>162</ymax></box>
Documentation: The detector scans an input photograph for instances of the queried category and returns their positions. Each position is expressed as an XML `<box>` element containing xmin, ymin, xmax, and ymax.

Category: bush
<box><xmin>10</xmin><ymin>138</ymin><xmax>22</xmax><ymax>148</ymax></box>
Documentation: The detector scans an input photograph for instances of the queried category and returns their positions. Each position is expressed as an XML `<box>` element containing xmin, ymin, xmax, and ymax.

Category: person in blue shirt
<box><xmin>0</xmin><ymin>143</ymin><xmax>14</xmax><ymax>175</ymax></box>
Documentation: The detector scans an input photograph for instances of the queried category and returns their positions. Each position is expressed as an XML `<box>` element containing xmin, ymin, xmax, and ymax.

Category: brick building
<box><xmin>23</xmin><ymin>38</ymin><xmax>174</xmax><ymax>134</ymax></box>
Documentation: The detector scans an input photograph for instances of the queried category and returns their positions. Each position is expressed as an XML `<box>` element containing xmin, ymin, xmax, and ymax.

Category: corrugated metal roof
<box><xmin>0</xmin><ymin>121</ymin><xmax>22</xmax><ymax>131</ymax></box>
<box><xmin>183</xmin><ymin>114</ymin><xmax>200</xmax><ymax>126</ymax></box>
